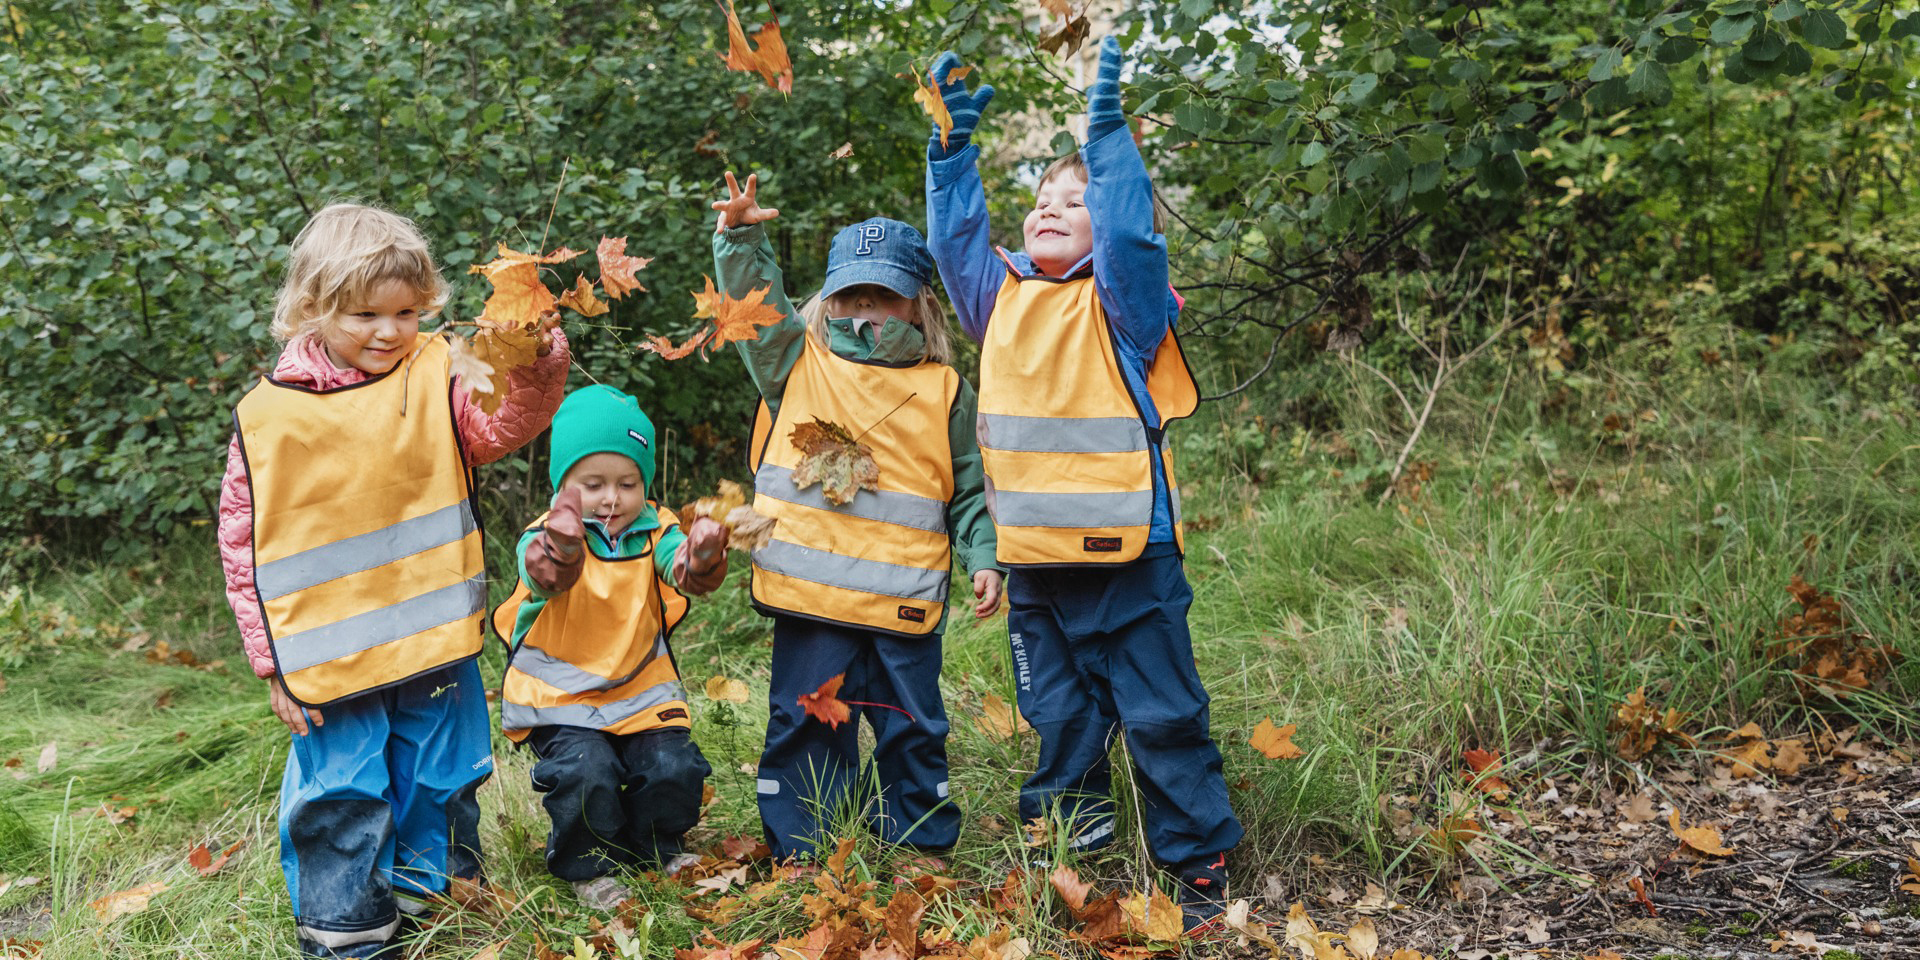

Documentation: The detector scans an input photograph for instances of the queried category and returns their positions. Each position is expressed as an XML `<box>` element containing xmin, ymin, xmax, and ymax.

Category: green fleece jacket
<box><xmin>713</xmin><ymin>222</ymin><xmax>1000</xmax><ymax>584</ymax></box>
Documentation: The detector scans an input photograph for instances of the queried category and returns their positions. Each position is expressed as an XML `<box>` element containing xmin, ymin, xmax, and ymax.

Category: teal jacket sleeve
<box><xmin>714</xmin><ymin>222</ymin><xmax>808</xmax><ymax>417</ymax></box>
<box><xmin>654</xmin><ymin>522</ymin><xmax>687</xmax><ymax>584</ymax></box>
<box><xmin>945</xmin><ymin>377</ymin><xmax>1000</xmax><ymax>576</ymax></box>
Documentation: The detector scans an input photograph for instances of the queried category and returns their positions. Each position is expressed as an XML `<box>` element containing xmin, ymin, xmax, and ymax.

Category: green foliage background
<box><xmin>2</xmin><ymin>0</ymin><xmax>1916</xmax><ymax>553</ymax></box>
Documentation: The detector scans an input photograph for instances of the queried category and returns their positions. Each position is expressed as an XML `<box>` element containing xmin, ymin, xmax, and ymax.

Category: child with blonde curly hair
<box><xmin>218</xmin><ymin>202</ymin><xmax>568</xmax><ymax>958</ymax></box>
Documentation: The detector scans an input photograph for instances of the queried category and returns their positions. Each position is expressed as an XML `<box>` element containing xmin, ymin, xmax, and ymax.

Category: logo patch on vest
<box><xmin>657</xmin><ymin>707</ymin><xmax>688</xmax><ymax>721</ymax></box>
<box><xmin>897</xmin><ymin>605</ymin><xmax>927</xmax><ymax>623</ymax></box>
<box><xmin>1084</xmin><ymin>536</ymin><xmax>1123</xmax><ymax>553</ymax></box>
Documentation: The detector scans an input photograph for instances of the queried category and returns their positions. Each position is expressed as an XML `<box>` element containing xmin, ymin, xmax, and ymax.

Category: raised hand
<box><xmin>930</xmin><ymin>50</ymin><xmax>995</xmax><ymax>151</ymax></box>
<box><xmin>678</xmin><ymin>517</ymin><xmax>729</xmax><ymax>595</ymax></box>
<box><xmin>1087</xmin><ymin>36</ymin><xmax>1127</xmax><ymax>141</ymax></box>
<box><xmin>546</xmin><ymin>485</ymin><xmax>585</xmax><ymax>560</ymax></box>
<box><xmin>711</xmin><ymin>171</ymin><xmax>781</xmax><ymax>234</ymax></box>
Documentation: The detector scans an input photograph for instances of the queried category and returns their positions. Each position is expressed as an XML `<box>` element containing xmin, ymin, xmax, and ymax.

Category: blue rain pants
<box><xmin>1005</xmin><ymin>543</ymin><xmax>1242</xmax><ymax>868</ymax></box>
<box><xmin>756</xmin><ymin>614</ymin><xmax>960</xmax><ymax>859</ymax></box>
<box><xmin>278</xmin><ymin>659</ymin><xmax>492</xmax><ymax>958</ymax></box>
<box><xmin>526</xmin><ymin>725</ymin><xmax>711</xmax><ymax>881</ymax></box>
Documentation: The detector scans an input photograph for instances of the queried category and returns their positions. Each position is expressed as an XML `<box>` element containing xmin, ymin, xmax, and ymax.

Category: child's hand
<box><xmin>268</xmin><ymin>675</ymin><xmax>322</xmax><ymax>736</ymax></box>
<box><xmin>1086</xmin><ymin>37</ymin><xmax>1127</xmax><ymax>141</ymax></box>
<box><xmin>711</xmin><ymin>171</ymin><xmax>781</xmax><ymax>234</ymax></box>
<box><xmin>547</xmin><ymin>486</ymin><xmax>585</xmax><ymax>559</ymax></box>
<box><xmin>972</xmin><ymin>569</ymin><xmax>1004</xmax><ymax>619</ymax></box>
<box><xmin>536</xmin><ymin>310</ymin><xmax>563</xmax><ymax>358</ymax></box>
<box><xmin>930</xmin><ymin>50</ymin><xmax>995</xmax><ymax>151</ymax></box>
<box><xmin>678</xmin><ymin>517</ymin><xmax>728</xmax><ymax>595</ymax></box>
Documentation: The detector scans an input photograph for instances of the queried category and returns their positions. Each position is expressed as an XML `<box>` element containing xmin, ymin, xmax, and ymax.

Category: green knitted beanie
<box><xmin>547</xmin><ymin>385</ymin><xmax>656</xmax><ymax>493</ymax></box>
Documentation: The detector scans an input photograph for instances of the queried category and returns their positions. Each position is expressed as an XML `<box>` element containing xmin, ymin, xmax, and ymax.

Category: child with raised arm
<box><xmin>923</xmin><ymin>39</ymin><xmax>1243</xmax><ymax>930</ymax></box>
<box><xmin>218</xmin><ymin>202</ymin><xmax>568</xmax><ymax>957</ymax></box>
<box><xmin>491</xmin><ymin>385</ymin><xmax>727</xmax><ymax>910</ymax></box>
<box><xmin>710</xmin><ymin>171</ymin><xmax>1002</xmax><ymax>863</ymax></box>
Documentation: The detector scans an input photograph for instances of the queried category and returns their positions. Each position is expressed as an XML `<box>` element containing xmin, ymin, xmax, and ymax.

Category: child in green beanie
<box><xmin>491</xmin><ymin>385</ymin><xmax>728</xmax><ymax>910</ymax></box>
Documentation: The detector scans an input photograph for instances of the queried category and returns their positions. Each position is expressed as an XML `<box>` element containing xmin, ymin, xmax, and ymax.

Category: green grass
<box><xmin>5</xmin><ymin>368</ymin><xmax>1918</xmax><ymax>956</ymax></box>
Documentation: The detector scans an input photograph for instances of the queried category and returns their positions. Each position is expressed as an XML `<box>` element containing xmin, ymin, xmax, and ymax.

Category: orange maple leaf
<box><xmin>1249</xmin><ymin>718</ymin><xmax>1304</xmax><ymax>759</ymax></box>
<box><xmin>789</xmin><ymin>417</ymin><xmax>881</xmax><ymax>505</ymax></box>
<box><xmin>1049</xmin><ymin>864</ymin><xmax>1093</xmax><ymax>911</ymax></box>
<box><xmin>493</xmin><ymin>242</ymin><xmax>583</xmax><ymax>265</ymax></box>
<box><xmin>719</xmin><ymin>0</ymin><xmax>793</xmax><ymax>94</ymax></box>
<box><xmin>638</xmin><ymin>331</ymin><xmax>710</xmax><ymax>361</ymax></box>
<box><xmin>596</xmin><ymin>236</ymin><xmax>652</xmax><ymax>300</ymax></box>
<box><xmin>798</xmin><ymin>673</ymin><xmax>851</xmax><ymax>728</ymax></box>
<box><xmin>556</xmin><ymin>275</ymin><xmax>609</xmax><ymax>317</ymax></box>
<box><xmin>1461</xmin><ymin>747</ymin><xmax>1511</xmax><ymax>800</ymax></box>
<box><xmin>1038</xmin><ymin>0</ymin><xmax>1073</xmax><ymax>17</ymax></box>
<box><xmin>708</xmin><ymin>282</ymin><xmax>785</xmax><ymax>346</ymax></box>
<box><xmin>469</xmin><ymin>258</ymin><xmax>555</xmax><ymax>331</ymax></box>
<box><xmin>188</xmin><ymin>838</ymin><xmax>246</xmax><ymax>877</ymax></box>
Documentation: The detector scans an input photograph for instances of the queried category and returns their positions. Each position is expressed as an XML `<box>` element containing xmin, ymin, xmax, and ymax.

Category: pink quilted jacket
<box><xmin>218</xmin><ymin>331</ymin><xmax>571</xmax><ymax>678</ymax></box>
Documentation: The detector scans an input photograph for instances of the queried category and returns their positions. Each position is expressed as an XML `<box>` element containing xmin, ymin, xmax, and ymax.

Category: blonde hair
<box><xmin>800</xmin><ymin>286</ymin><xmax>954</xmax><ymax>366</ymax></box>
<box><xmin>270</xmin><ymin>202</ymin><xmax>450</xmax><ymax>342</ymax></box>
<box><xmin>1037</xmin><ymin>153</ymin><xmax>1167</xmax><ymax>233</ymax></box>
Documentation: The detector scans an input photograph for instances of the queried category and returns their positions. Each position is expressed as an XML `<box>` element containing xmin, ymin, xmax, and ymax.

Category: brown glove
<box><xmin>525</xmin><ymin>486</ymin><xmax>586</xmax><ymax>593</ymax></box>
<box><xmin>673</xmin><ymin>517</ymin><xmax>728</xmax><ymax>595</ymax></box>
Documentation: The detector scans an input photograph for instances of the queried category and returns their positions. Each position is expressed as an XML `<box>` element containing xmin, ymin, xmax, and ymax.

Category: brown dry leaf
<box><xmin>829</xmin><ymin>142</ymin><xmax>854</xmax><ymax>160</ymax></box>
<box><xmin>90</xmin><ymin>880</ymin><xmax>169</xmax><ymax>923</ymax></box>
<box><xmin>705</xmin><ymin>675</ymin><xmax>750</xmax><ymax>703</ymax></box>
<box><xmin>1283</xmin><ymin>902</ymin><xmax>1345</xmax><ymax>959</ymax></box>
<box><xmin>684</xmin><ymin>479</ymin><xmax>748</xmax><ymax>524</ymax></box>
<box><xmin>1721</xmin><ymin>737</ymin><xmax>1772</xmax><ymax>778</ymax></box>
<box><xmin>34</xmin><ymin>742</ymin><xmax>54</xmax><ymax>774</ymax></box>
<box><xmin>790</xmin><ymin>417</ymin><xmax>881</xmax><ymax>506</ymax></box>
<box><xmin>447</xmin><ymin>334</ymin><xmax>504</xmax><ymax>414</ymax></box>
<box><xmin>883</xmin><ymin>888</ymin><xmax>927</xmax><ymax>957</ymax></box>
<box><xmin>1772</xmin><ymin>738</ymin><xmax>1810</xmax><ymax>776</ymax></box>
<box><xmin>1118</xmin><ymin>889</ymin><xmax>1182</xmax><ymax>943</ymax></box>
<box><xmin>597</xmin><ymin>237</ymin><xmax>653</xmax><ymax>300</ymax></box>
<box><xmin>1346</xmin><ymin>917</ymin><xmax>1379</xmax><ymax>960</ymax></box>
<box><xmin>639</xmin><ymin>330</ymin><xmax>710</xmax><ymax>361</ymax></box>
<box><xmin>976</xmin><ymin>692</ymin><xmax>1031</xmax><ymax>740</ymax></box>
<box><xmin>1426</xmin><ymin>814</ymin><xmax>1481</xmax><ymax>855</ymax></box>
<box><xmin>1249</xmin><ymin>718</ymin><xmax>1305</xmax><ymax>759</ymax></box>
<box><xmin>1897</xmin><ymin>857</ymin><xmax>1920</xmax><ymax>896</ymax></box>
<box><xmin>908</xmin><ymin>65</ymin><xmax>955</xmax><ymax>149</ymax></box>
<box><xmin>798</xmin><ymin>673</ymin><xmax>852</xmax><ymax>729</ymax></box>
<box><xmin>1037</xmin><ymin>0</ymin><xmax>1072</xmax><ymax>17</ymax></box>
<box><xmin>1221</xmin><ymin>899</ymin><xmax>1280</xmax><ymax>954</ymax></box>
<box><xmin>1460</xmin><ymin>748</ymin><xmax>1510</xmax><ymax>801</ymax></box>
<box><xmin>1731</xmin><ymin>721</ymin><xmax>1767</xmax><ymax>739</ymax></box>
<box><xmin>469</xmin><ymin>942</ymin><xmax>508</xmax><ymax>960</ymax></box>
<box><xmin>1610</xmin><ymin>687</ymin><xmax>1695</xmax><ymax>761</ymax></box>
<box><xmin>1037</xmin><ymin>15</ymin><xmax>1091</xmax><ymax>57</ymax></box>
<box><xmin>556</xmin><ymin>275</ymin><xmax>610</xmax><ymax>317</ymax></box>
<box><xmin>494</xmin><ymin>242</ymin><xmax>583</xmax><ymax>265</ymax></box>
<box><xmin>188</xmin><ymin>839</ymin><xmax>245</xmax><ymax>877</ymax></box>
<box><xmin>1621</xmin><ymin>792</ymin><xmax>1660</xmax><ymax>823</ymax></box>
<box><xmin>1049</xmin><ymin>865</ymin><xmax>1092</xmax><ymax>911</ymax></box>
<box><xmin>1668</xmin><ymin>809</ymin><xmax>1735</xmax><ymax>857</ymax></box>
<box><xmin>719</xmin><ymin>0</ymin><xmax>793</xmax><ymax>94</ymax></box>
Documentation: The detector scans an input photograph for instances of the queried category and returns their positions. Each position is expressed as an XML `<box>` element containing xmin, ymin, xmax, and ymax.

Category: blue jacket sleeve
<box><xmin>1082</xmin><ymin>125</ymin><xmax>1171</xmax><ymax>358</ymax></box>
<box><xmin>926</xmin><ymin>142</ymin><xmax>1005</xmax><ymax>342</ymax></box>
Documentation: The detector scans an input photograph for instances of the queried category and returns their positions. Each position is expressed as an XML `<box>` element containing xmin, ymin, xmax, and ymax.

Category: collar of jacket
<box><xmin>584</xmin><ymin>509</ymin><xmax>661</xmax><ymax>557</ymax></box>
<box><xmin>825</xmin><ymin>314</ymin><xmax>927</xmax><ymax>365</ymax></box>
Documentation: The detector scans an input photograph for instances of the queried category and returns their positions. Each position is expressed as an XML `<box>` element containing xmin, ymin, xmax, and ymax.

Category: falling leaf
<box><xmin>1036</xmin><ymin>15</ymin><xmax>1091</xmax><ymax>58</ymax></box>
<box><xmin>1037</xmin><ymin>0</ymin><xmax>1073</xmax><ymax>16</ymax></box>
<box><xmin>447</xmin><ymin>334</ymin><xmax>504</xmax><ymax>414</ymax></box>
<box><xmin>90</xmin><ymin>881</ymin><xmax>169</xmax><ymax>923</ymax></box>
<box><xmin>976</xmin><ymin>692</ymin><xmax>1031</xmax><ymax>740</ymax></box>
<box><xmin>684</xmin><ymin>479</ymin><xmax>749</xmax><ymax>524</ymax></box>
<box><xmin>556</xmin><ymin>275</ymin><xmax>610</xmax><ymax>317</ymax></box>
<box><xmin>469</xmin><ymin>258</ymin><xmax>556</xmax><ymax>332</ymax></box>
<box><xmin>645</xmin><ymin>277</ymin><xmax>783</xmax><ymax>361</ymax></box>
<box><xmin>799</xmin><ymin>673</ymin><xmax>852</xmax><ymax>729</ymax></box>
<box><xmin>1249</xmin><ymin>718</ymin><xmax>1304</xmax><ymax>759</ymax></box>
<box><xmin>907</xmin><ymin>66</ymin><xmax>955</xmax><ymax>149</ymax></box>
<box><xmin>597</xmin><ymin>237</ymin><xmax>653</xmax><ymax>300</ymax></box>
<box><xmin>789</xmin><ymin>417</ymin><xmax>881</xmax><ymax>506</ymax></box>
<box><xmin>1668</xmin><ymin>810</ymin><xmax>1734</xmax><ymax>857</ymax></box>
<box><xmin>723</xmin><ymin>505</ymin><xmax>778</xmax><ymax>552</ymax></box>
<box><xmin>719</xmin><ymin>0</ymin><xmax>793</xmax><ymax>93</ymax></box>
<box><xmin>639</xmin><ymin>330</ymin><xmax>709</xmax><ymax>361</ymax></box>
<box><xmin>704</xmin><ymin>675</ymin><xmax>750</xmax><ymax>703</ymax></box>
<box><xmin>829</xmin><ymin>142</ymin><xmax>853</xmax><ymax>160</ymax></box>
<box><xmin>34</xmin><ymin>742</ymin><xmax>54</xmax><ymax>774</ymax></box>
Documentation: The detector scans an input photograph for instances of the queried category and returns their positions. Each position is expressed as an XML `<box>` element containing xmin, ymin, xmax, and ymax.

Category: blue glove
<box><xmin>930</xmin><ymin>50</ymin><xmax>995</xmax><ymax>154</ymax></box>
<box><xmin>1087</xmin><ymin>37</ymin><xmax>1126</xmax><ymax>142</ymax></box>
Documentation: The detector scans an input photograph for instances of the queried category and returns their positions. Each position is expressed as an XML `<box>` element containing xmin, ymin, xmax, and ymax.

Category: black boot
<box><xmin>1176</xmin><ymin>852</ymin><xmax>1229</xmax><ymax>933</ymax></box>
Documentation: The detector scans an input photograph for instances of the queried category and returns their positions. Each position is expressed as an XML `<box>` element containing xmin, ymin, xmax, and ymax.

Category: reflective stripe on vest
<box><xmin>747</xmin><ymin>337</ymin><xmax>960</xmax><ymax>636</ymax></box>
<box><xmin>975</xmin><ymin>266</ymin><xmax>1198</xmax><ymax>566</ymax></box>
<box><xmin>496</xmin><ymin>508</ymin><xmax>690</xmax><ymax>740</ymax></box>
<box><xmin>234</xmin><ymin>334</ymin><xmax>484</xmax><ymax>706</ymax></box>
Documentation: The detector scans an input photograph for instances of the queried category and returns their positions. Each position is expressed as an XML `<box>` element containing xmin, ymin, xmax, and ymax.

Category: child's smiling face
<box><xmin>561</xmin><ymin>452</ymin><xmax>646</xmax><ymax>536</ymax></box>
<box><xmin>321</xmin><ymin>279</ymin><xmax>423</xmax><ymax>375</ymax></box>
<box><xmin>1023</xmin><ymin>170</ymin><xmax>1093</xmax><ymax>278</ymax></box>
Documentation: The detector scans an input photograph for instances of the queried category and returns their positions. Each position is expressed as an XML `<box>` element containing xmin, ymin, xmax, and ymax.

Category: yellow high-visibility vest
<box><xmin>975</xmin><ymin>266</ymin><xmax>1198</xmax><ymax>566</ymax></box>
<box><xmin>494</xmin><ymin>507</ymin><xmax>691</xmax><ymax>740</ymax></box>
<box><xmin>747</xmin><ymin>335</ymin><xmax>960</xmax><ymax>636</ymax></box>
<box><xmin>234</xmin><ymin>334</ymin><xmax>485</xmax><ymax>706</ymax></box>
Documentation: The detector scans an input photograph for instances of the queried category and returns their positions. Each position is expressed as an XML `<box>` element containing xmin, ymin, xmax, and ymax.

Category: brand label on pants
<box><xmin>1010</xmin><ymin>632</ymin><xmax>1031</xmax><ymax>692</ymax></box>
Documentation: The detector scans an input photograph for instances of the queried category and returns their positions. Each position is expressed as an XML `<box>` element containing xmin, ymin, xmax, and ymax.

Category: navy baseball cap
<box><xmin>822</xmin><ymin>217</ymin><xmax>933</xmax><ymax>300</ymax></box>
